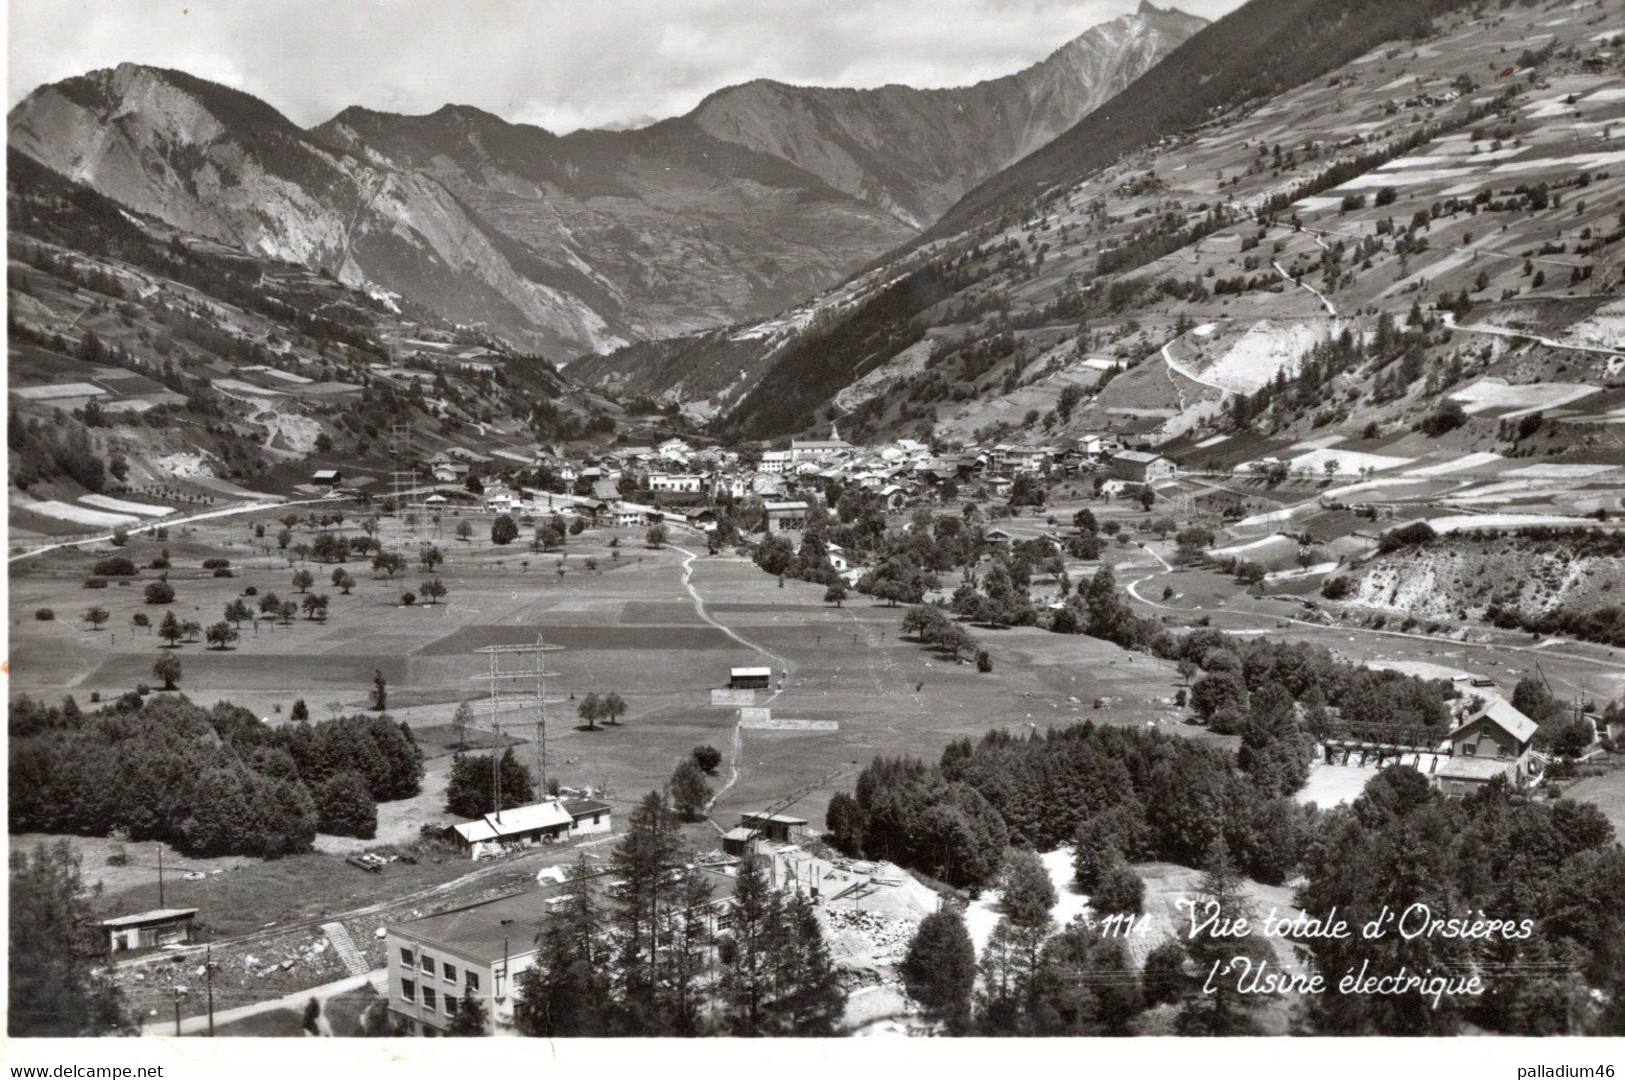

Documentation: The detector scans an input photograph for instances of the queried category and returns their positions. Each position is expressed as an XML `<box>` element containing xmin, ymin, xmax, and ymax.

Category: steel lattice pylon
<box><xmin>468</xmin><ymin>636</ymin><xmax>567</xmax><ymax>821</ymax></box>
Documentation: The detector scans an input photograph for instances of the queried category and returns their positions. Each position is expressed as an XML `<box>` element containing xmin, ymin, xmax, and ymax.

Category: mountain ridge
<box><xmin>6</xmin><ymin>7</ymin><xmax>1204</xmax><ymax>357</ymax></box>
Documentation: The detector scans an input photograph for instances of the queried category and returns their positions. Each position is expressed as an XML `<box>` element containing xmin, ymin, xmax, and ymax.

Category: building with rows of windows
<box><xmin>385</xmin><ymin>865</ymin><xmax>738</xmax><ymax>1035</ymax></box>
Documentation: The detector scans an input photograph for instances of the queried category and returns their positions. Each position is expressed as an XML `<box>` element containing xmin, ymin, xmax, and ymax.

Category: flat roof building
<box><xmin>386</xmin><ymin>866</ymin><xmax>737</xmax><ymax>1035</ymax></box>
<box><xmin>99</xmin><ymin>908</ymin><xmax>198</xmax><ymax>953</ymax></box>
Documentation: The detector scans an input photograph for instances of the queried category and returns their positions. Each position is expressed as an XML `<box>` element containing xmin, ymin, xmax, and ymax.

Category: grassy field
<box><xmin>9</xmin><ymin>508</ymin><xmax>1203</xmax><ymax>945</ymax></box>
<box><xmin>15</xmin><ymin>498</ymin><xmax>1625</xmax><ymax>1016</ymax></box>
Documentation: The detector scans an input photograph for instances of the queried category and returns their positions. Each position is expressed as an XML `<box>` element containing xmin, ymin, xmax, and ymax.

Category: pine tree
<box><xmin>1177</xmin><ymin>836</ymin><xmax>1259</xmax><ymax>1036</ymax></box>
<box><xmin>9</xmin><ymin>841</ymin><xmax>131</xmax><ymax>1036</ymax></box>
<box><xmin>721</xmin><ymin>854</ymin><xmax>778</xmax><ymax>1034</ymax></box>
<box><xmin>609</xmin><ymin>791</ymin><xmax>682</xmax><ymax>1032</ymax></box>
<box><xmin>514</xmin><ymin>854</ymin><xmax>609</xmax><ymax>1037</ymax></box>
<box><xmin>901</xmin><ymin>907</ymin><xmax>976</xmax><ymax>1033</ymax></box>
<box><xmin>775</xmin><ymin>891</ymin><xmax>845</xmax><ymax>1035</ymax></box>
<box><xmin>661</xmin><ymin>867</ymin><xmax>716</xmax><ymax>1035</ymax></box>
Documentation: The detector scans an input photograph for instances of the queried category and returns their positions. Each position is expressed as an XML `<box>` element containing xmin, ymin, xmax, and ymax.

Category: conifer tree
<box><xmin>515</xmin><ymin>854</ymin><xmax>608</xmax><ymax>1037</ymax></box>
<box><xmin>610</xmin><ymin>791</ymin><xmax>682</xmax><ymax>1031</ymax></box>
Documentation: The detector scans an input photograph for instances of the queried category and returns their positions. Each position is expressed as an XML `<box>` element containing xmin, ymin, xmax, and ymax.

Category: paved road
<box><xmin>142</xmin><ymin>971</ymin><xmax>376</xmax><ymax>1037</ymax></box>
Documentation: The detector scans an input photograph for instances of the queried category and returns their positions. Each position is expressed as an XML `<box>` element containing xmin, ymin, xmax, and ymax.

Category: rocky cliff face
<box><xmin>6</xmin><ymin>5</ymin><xmax>1202</xmax><ymax>357</ymax></box>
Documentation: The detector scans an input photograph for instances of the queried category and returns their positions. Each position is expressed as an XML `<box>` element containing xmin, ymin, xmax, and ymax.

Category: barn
<box><xmin>729</xmin><ymin>667</ymin><xmax>772</xmax><ymax>690</ymax></box>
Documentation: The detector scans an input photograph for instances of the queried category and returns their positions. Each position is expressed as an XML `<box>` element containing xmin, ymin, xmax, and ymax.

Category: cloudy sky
<box><xmin>8</xmin><ymin>0</ymin><xmax>1244</xmax><ymax>133</ymax></box>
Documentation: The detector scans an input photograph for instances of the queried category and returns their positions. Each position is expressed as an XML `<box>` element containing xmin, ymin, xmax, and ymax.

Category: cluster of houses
<box><xmin>366</xmin><ymin>427</ymin><xmax>1178</xmax><ymax>539</ymax></box>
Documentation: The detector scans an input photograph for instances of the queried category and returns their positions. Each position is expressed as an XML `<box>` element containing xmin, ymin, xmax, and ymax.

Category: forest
<box><xmin>9</xmin><ymin>694</ymin><xmax>423</xmax><ymax>856</ymax></box>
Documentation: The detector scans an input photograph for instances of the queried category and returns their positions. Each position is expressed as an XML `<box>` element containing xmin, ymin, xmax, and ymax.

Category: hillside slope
<box><xmin>691</xmin><ymin>0</ymin><xmax>1625</xmax><ymax>450</ymax></box>
<box><xmin>6</xmin><ymin>148</ymin><xmax>601</xmax><ymax>536</ymax></box>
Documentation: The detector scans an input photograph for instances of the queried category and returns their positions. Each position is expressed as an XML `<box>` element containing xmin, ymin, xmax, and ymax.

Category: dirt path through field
<box><xmin>671</xmin><ymin>545</ymin><xmax>794</xmax><ymax>813</ymax></box>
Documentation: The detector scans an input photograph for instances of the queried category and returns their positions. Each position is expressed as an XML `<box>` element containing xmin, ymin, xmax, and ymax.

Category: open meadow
<box><xmin>8</xmin><ymin>502</ymin><xmax>1202</xmax><ymax>938</ymax></box>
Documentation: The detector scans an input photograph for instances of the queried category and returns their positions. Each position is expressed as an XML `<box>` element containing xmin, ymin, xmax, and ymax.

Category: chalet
<box><xmin>312</xmin><ymin>469</ymin><xmax>343</xmax><ymax>486</ymax></box>
<box><xmin>1108</xmin><ymin>450</ymin><xmax>1175</xmax><ymax>484</ymax></box>
<box><xmin>688</xmin><ymin>508</ymin><xmax>719</xmax><ymax>532</ymax></box>
<box><xmin>751</xmin><ymin>474</ymin><xmax>788</xmax><ymax>498</ymax></box>
<box><xmin>764</xmin><ymin>500</ymin><xmax>809</xmax><ymax>534</ymax></box>
<box><xmin>432</xmin><ymin>463</ymin><xmax>469</xmax><ymax>484</ymax></box>
<box><xmin>100</xmin><ymin>908</ymin><xmax>198</xmax><ymax>953</ymax></box>
<box><xmin>613</xmin><ymin>502</ymin><xmax>656</xmax><ymax>528</ymax></box>
<box><xmin>1434</xmin><ymin>698</ymin><xmax>1539</xmax><ymax>796</ymax></box>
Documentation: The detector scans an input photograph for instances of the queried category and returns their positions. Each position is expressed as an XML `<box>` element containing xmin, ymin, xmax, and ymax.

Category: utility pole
<box><xmin>205</xmin><ymin>945</ymin><xmax>215</xmax><ymax>1037</ymax></box>
<box><xmin>156</xmin><ymin>845</ymin><xmax>164</xmax><ymax>907</ymax></box>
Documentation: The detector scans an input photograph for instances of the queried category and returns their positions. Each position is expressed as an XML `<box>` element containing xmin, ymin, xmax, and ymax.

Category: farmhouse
<box><xmin>99</xmin><ymin>908</ymin><xmax>198</xmax><ymax>953</ymax></box>
<box><xmin>1108</xmin><ymin>450</ymin><xmax>1175</xmax><ymax>484</ymax></box>
<box><xmin>1434</xmin><ymin>698</ymin><xmax>1539</xmax><ymax>797</ymax></box>
<box><xmin>449</xmin><ymin>799</ymin><xmax>612</xmax><ymax>860</ymax></box>
<box><xmin>311</xmin><ymin>469</ymin><xmax>343</xmax><ymax>486</ymax></box>
<box><xmin>386</xmin><ymin>867</ymin><xmax>738</xmax><ymax>1035</ymax></box>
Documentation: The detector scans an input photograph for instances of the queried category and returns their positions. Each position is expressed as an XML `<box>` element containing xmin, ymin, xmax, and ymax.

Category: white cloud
<box><xmin>8</xmin><ymin>0</ymin><xmax>1243</xmax><ymax>132</ymax></box>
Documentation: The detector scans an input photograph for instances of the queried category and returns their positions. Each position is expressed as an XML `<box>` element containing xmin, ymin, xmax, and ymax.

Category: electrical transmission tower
<box><xmin>468</xmin><ymin>636</ymin><xmax>566</xmax><ymax>821</ymax></box>
<box><xmin>388</xmin><ymin>422</ymin><xmax>415</xmax><ymax>528</ymax></box>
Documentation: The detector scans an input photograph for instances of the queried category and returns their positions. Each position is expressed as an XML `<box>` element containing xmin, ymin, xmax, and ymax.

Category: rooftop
<box><xmin>1435</xmin><ymin>756</ymin><xmax>1520</xmax><ymax>781</ymax></box>
<box><xmin>394</xmin><ymin>867</ymin><xmax>737</xmax><ymax>963</ymax></box>
<box><xmin>99</xmin><ymin>908</ymin><xmax>198</xmax><ymax>929</ymax></box>
<box><xmin>1455</xmin><ymin>697</ymin><xmax>1539</xmax><ymax>745</ymax></box>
